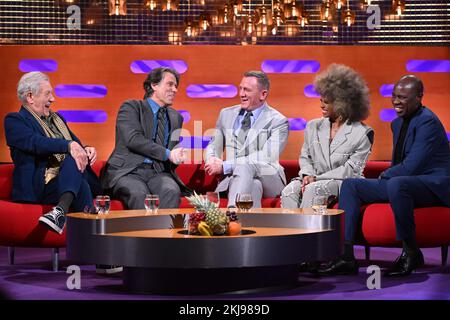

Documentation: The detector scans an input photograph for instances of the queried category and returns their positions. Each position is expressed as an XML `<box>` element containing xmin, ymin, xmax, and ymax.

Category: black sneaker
<box><xmin>39</xmin><ymin>206</ymin><xmax>66</xmax><ymax>234</ymax></box>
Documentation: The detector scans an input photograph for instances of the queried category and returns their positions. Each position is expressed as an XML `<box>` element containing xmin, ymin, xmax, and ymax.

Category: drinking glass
<box><xmin>312</xmin><ymin>195</ymin><xmax>328</xmax><ymax>214</ymax></box>
<box><xmin>236</xmin><ymin>193</ymin><xmax>253</xmax><ymax>212</ymax></box>
<box><xmin>94</xmin><ymin>195</ymin><xmax>110</xmax><ymax>214</ymax></box>
<box><xmin>206</xmin><ymin>192</ymin><xmax>220</xmax><ymax>207</ymax></box>
<box><xmin>144</xmin><ymin>194</ymin><xmax>160</xmax><ymax>213</ymax></box>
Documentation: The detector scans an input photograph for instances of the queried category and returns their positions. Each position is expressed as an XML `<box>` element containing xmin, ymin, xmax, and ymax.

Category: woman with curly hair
<box><xmin>281</xmin><ymin>64</ymin><xmax>374</xmax><ymax>209</ymax></box>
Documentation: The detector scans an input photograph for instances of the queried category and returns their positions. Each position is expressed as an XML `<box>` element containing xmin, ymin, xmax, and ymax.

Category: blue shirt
<box><xmin>223</xmin><ymin>103</ymin><xmax>266</xmax><ymax>174</ymax></box>
<box><xmin>143</xmin><ymin>98</ymin><xmax>171</xmax><ymax>164</ymax></box>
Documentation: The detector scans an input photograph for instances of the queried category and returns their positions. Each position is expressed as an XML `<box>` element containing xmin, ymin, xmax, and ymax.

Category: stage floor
<box><xmin>0</xmin><ymin>245</ymin><xmax>449</xmax><ymax>300</ymax></box>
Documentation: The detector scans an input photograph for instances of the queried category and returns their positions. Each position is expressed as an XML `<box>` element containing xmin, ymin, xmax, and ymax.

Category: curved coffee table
<box><xmin>66</xmin><ymin>208</ymin><xmax>344</xmax><ymax>294</ymax></box>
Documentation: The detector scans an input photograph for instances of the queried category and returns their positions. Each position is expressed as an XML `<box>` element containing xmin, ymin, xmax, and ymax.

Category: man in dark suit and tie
<box><xmin>4</xmin><ymin>71</ymin><xmax>101</xmax><ymax>234</ymax></box>
<box><xmin>318</xmin><ymin>75</ymin><xmax>450</xmax><ymax>277</ymax></box>
<box><xmin>102</xmin><ymin>67</ymin><xmax>188</xmax><ymax>210</ymax></box>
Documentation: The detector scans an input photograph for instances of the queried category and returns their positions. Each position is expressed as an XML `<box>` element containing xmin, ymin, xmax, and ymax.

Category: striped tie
<box><xmin>153</xmin><ymin>107</ymin><xmax>167</xmax><ymax>173</ymax></box>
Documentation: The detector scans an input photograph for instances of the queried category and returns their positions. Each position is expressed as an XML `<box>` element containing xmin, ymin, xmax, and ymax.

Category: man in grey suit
<box><xmin>102</xmin><ymin>67</ymin><xmax>188</xmax><ymax>209</ymax></box>
<box><xmin>204</xmin><ymin>71</ymin><xmax>289</xmax><ymax>208</ymax></box>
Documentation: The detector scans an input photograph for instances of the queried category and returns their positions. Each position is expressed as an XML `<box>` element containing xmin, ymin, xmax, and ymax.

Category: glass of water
<box><xmin>144</xmin><ymin>194</ymin><xmax>159</xmax><ymax>213</ymax></box>
<box><xmin>312</xmin><ymin>195</ymin><xmax>328</xmax><ymax>214</ymax></box>
<box><xmin>94</xmin><ymin>195</ymin><xmax>110</xmax><ymax>214</ymax></box>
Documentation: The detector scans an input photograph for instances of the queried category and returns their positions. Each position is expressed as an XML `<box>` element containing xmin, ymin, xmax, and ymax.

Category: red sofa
<box><xmin>0</xmin><ymin>160</ymin><xmax>448</xmax><ymax>270</ymax></box>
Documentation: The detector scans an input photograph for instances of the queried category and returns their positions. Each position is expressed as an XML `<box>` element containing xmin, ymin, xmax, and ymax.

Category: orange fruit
<box><xmin>228</xmin><ymin>221</ymin><xmax>242</xmax><ymax>236</ymax></box>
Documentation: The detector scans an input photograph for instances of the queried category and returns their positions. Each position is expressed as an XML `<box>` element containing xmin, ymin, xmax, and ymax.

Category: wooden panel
<box><xmin>1</xmin><ymin>45</ymin><xmax>449</xmax><ymax>163</ymax></box>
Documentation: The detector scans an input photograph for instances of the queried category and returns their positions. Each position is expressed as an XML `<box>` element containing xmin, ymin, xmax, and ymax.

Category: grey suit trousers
<box><xmin>111</xmin><ymin>163</ymin><xmax>181</xmax><ymax>209</ymax></box>
<box><xmin>225</xmin><ymin>163</ymin><xmax>285</xmax><ymax>208</ymax></box>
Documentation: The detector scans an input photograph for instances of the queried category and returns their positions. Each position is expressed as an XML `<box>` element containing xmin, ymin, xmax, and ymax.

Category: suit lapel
<box><xmin>141</xmin><ymin>100</ymin><xmax>153</xmax><ymax>139</ymax></box>
<box><xmin>330</xmin><ymin>122</ymin><xmax>352</xmax><ymax>154</ymax></box>
<box><xmin>318</xmin><ymin>119</ymin><xmax>331</xmax><ymax>168</ymax></box>
<box><xmin>20</xmin><ymin>106</ymin><xmax>46</xmax><ymax>136</ymax></box>
<box><xmin>243</xmin><ymin>104</ymin><xmax>270</xmax><ymax>149</ymax></box>
<box><xmin>230</xmin><ymin>106</ymin><xmax>241</xmax><ymax>141</ymax></box>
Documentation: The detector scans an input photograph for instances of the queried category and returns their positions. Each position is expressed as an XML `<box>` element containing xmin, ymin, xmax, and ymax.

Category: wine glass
<box><xmin>236</xmin><ymin>193</ymin><xmax>253</xmax><ymax>212</ymax></box>
<box><xmin>94</xmin><ymin>195</ymin><xmax>110</xmax><ymax>214</ymax></box>
<box><xmin>144</xmin><ymin>194</ymin><xmax>160</xmax><ymax>214</ymax></box>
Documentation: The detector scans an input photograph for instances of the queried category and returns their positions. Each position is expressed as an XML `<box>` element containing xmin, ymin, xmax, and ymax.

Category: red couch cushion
<box><xmin>361</xmin><ymin>204</ymin><xmax>450</xmax><ymax>247</ymax></box>
<box><xmin>0</xmin><ymin>200</ymin><xmax>65</xmax><ymax>247</ymax></box>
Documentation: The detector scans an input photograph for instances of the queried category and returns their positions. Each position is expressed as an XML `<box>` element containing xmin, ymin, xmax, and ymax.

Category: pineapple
<box><xmin>186</xmin><ymin>191</ymin><xmax>227</xmax><ymax>235</ymax></box>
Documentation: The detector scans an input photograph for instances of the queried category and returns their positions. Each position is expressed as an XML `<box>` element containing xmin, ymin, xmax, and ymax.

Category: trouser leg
<box><xmin>386</xmin><ymin>176</ymin><xmax>443</xmax><ymax>241</ymax></box>
<box><xmin>281</xmin><ymin>179</ymin><xmax>302</xmax><ymax>208</ymax></box>
<box><xmin>339</xmin><ymin>178</ymin><xmax>389</xmax><ymax>243</ymax></box>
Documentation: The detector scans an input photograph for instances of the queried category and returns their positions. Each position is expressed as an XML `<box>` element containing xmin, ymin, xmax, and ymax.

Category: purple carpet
<box><xmin>0</xmin><ymin>246</ymin><xmax>449</xmax><ymax>300</ymax></box>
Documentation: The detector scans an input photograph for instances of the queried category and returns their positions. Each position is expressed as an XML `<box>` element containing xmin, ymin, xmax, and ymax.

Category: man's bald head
<box><xmin>396</xmin><ymin>75</ymin><xmax>424</xmax><ymax>98</ymax></box>
<box><xmin>392</xmin><ymin>75</ymin><xmax>424</xmax><ymax>118</ymax></box>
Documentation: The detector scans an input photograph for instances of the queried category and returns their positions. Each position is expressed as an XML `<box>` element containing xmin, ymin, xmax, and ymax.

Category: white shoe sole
<box><xmin>39</xmin><ymin>216</ymin><xmax>64</xmax><ymax>234</ymax></box>
<box><xmin>96</xmin><ymin>266</ymin><xmax>123</xmax><ymax>274</ymax></box>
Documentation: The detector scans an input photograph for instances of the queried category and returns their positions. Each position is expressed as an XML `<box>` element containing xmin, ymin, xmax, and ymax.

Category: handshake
<box><xmin>169</xmin><ymin>147</ymin><xmax>187</xmax><ymax>165</ymax></box>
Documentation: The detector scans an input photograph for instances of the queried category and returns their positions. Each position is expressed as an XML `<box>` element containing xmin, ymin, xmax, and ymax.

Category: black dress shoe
<box><xmin>317</xmin><ymin>257</ymin><xmax>359</xmax><ymax>276</ymax></box>
<box><xmin>384</xmin><ymin>249</ymin><xmax>424</xmax><ymax>277</ymax></box>
<box><xmin>299</xmin><ymin>261</ymin><xmax>321</xmax><ymax>273</ymax></box>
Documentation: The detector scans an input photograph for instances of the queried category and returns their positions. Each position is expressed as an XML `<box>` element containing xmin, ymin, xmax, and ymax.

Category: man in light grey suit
<box><xmin>102</xmin><ymin>67</ymin><xmax>189</xmax><ymax>210</ymax></box>
<box><xmin>204</xmin><ymin>71</ymin><xmax>289</xmax><ymax>208</ymax></box>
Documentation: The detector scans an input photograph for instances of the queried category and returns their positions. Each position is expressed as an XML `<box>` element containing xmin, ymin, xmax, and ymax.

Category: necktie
<box><xmin>153</xmin><ymin>107</ymin><xmax>167</xmax><ymax>173</ymax></box>
<box><xmin>238</xmin><ymin>111</ymin><xmax>252</xmax><ymax>145</ymax></box>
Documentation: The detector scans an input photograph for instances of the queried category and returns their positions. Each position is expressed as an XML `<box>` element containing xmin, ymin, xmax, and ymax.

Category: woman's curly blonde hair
<box><xmin>314</xmin><ymin>63</ymin><xmax>370</xmax><ymax>123</ymax></box>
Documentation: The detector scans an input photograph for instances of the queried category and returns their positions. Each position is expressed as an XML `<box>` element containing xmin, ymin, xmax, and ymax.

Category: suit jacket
<box><xmin>102</xmin><ymin>99</ymin><xmax>189</xmax><ymax>193</ymax></box>
<box><xmin>299</xmin><ymin>118</ymin><xmax>374</xmax><ymax>181</ymax></box>
<box><xmin>204</xmin><ymin>103</ymin><xmax>289</xmax><ymax>192</ymax></box>
<box><xmin>380</xmin><ymin>106</ymin><xmax>450</xmax><ymax>206</ymax></box>
<box><xmin>4</xmin><ymin>106</ymin><xmax>97</xmax><ymax>202</ymax></box>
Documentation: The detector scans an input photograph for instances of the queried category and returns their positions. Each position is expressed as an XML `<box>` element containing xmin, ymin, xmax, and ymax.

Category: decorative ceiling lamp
<box><xmin>199</xmin><ymin>13</ymin><xmax>212</xmax><ymax>32</ymax></box>
<box><xmin>284</xmin><ymin>0</ymin><xmax>302</xmax><ymax>19</ymax></box>
<box><xmin>334</xmin><ymin>0</ymin><xmax>344</xmax><ymax>10</ymax></box>
<box><xmin>243</xmin><ymin>13</ymin><xmax>257</xmax><ymax>35</ymax></box>
<box><xmin>109</xmin><ymin>0</ymin><xmax>127</xmax><ymax>15</ymax></box>
<box><xmin>184</xmin><ymin>0</ymin><xmax>197</xmax><ymax>37</ymax></box>
<box><xmin>217</xmin><ymin>3</ymin><xmax>234</xmax><ymax>25</ymax></box>
<box><xmin>392</xmin><ymin>0</ymin><xmax>405</xmax><ymax>16</ymax></box>
<box><xmin>184</xmin><ymin>19</ymin><xmax>198</xmax><ymax>37</ymax></box>
<box><xmin>230</xmin><ymin>0</ymin><xmax>244</xmax><ymax>17</ymax></box>
<box><xmin>255</xmin><ymin>1</ymin><xmax>272</xmax><ymax>37</ymax></box>
<box><xmin>270</xmin><ymin>0</ymin><xmax>285</xmax><ymax>34</ymax></box>
<box><xmin>256</xmin><ymin>4</ymin><xmax>272</xmax><ymax>27</ymax></box>
<box><xmin>320</xmin><ymin>0</ymin><xmax>335</xmax><ymax>21</ymax></box>
<box><xmin>242</xmin><ymin>0</ymin><xmax>257</xmax><ymax>36</ymax></box>
<box><xmin>342</xmin><ymin>0</ymin><xmax>355</xmax><ymax>27</ymax></box>
<box><xmin>145</xmin><ymin>0</ymin><xmax>158</xmax><ymax>10</ymax></box>
<box><xmin>297</xmin><ymin>0</ymin><xmax>309</xmax><ymax>27</ymax></box>
<box><xmin>162</xmin><ymin>0</ymin><xmax>179</xmax><ymax>11</ymax></box>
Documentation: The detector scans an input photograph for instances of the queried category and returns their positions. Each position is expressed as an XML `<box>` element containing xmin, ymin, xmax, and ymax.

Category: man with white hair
<box><xmin>4</xmin><ymin>71</ymin><xmax>101</xmax><ymax>234</ymax></box>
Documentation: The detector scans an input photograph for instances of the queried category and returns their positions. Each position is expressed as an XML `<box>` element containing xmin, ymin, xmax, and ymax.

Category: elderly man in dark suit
<box><xmin>4</xmin><ymin>71</ymin><xmax>101</xmax><ymax>234</ymax></box>
<box><xmin>319</xmin><ymin>75</ymin><xmax>450</xmax><ymax>277</ymax></box>
<box><xmin>102</xmin><ymin>67</ymin><xmax>189</xmax><ymax>210</ymax></box>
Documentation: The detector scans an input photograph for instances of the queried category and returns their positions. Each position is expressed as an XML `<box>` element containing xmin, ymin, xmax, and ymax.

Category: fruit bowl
<box><xmin>185</xmin><ymin>192</ymin><xmax>242</xmax><ymax>236</ymax></box>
